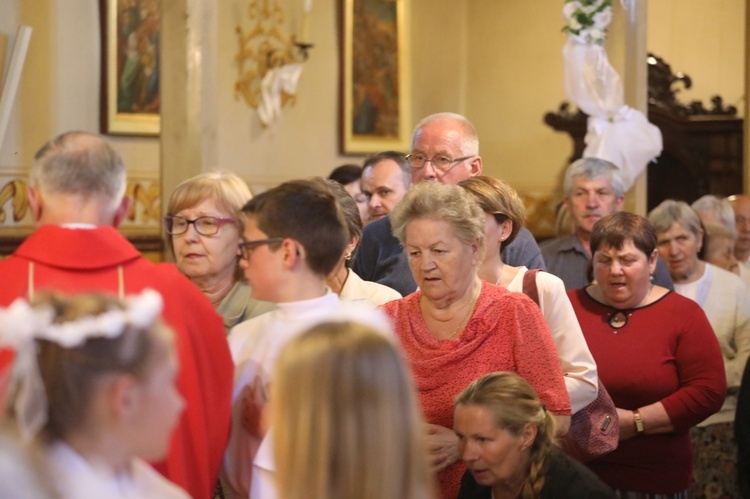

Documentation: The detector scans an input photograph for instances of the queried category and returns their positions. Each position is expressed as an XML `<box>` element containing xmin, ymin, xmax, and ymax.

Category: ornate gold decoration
<box><xmin>0</xmin><ymin>178</ymin><xmax>160</xmax><ymax>228</ymax></box>
<box><xmin>234</xmin><ymin>0</ymin><xmax>310</xmax><ymax>111</ymax></box>
<box><xmin>0</xmin><ymin>179</ymin><xmax>29</xmax><ymax>223</ymax></box>
<box><xmin>125</xmin><ymin>181</ymin><xmax>160</xmax><ymax>223</ymax></box>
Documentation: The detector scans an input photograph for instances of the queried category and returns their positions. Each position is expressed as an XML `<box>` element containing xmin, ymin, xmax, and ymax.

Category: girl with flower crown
<box><xmin>0</xmin><ymin>289</ymin><xmax>188</xmax><ymax>499</ymax></box>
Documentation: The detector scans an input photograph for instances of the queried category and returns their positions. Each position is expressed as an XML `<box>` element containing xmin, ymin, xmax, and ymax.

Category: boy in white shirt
<box><xmin>221</xmin><ymin>180</ymin><xmax>391</xmax><ymax>499</ymax></box>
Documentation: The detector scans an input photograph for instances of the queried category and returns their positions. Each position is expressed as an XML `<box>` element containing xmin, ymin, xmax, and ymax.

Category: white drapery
<box><xmin>562</xmin><ymin>1</ymin><xmax>662</xmax><ymax>189</ymax></box>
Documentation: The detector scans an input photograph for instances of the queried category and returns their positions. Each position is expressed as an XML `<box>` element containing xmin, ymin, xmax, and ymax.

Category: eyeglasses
<box><xmin>405</xmin><ymin>153</ymin><xmax>474</xmax><ymax>172</ymax></box>
<box><xmin>238</xmin><ymin>238</ymin><xmax>284</xmax><ymax>260</ymax></box>
<box><xmin>163</xmin><ymin>215</ymin><xmax>236</xmax><ymax>236</ymax></box>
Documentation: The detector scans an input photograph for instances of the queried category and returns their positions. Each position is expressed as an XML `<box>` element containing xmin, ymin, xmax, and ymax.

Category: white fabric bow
<box><xmin>561</xmin><ymin>4</ymin><xmax>662</xmax><ymax>189</ymax></box>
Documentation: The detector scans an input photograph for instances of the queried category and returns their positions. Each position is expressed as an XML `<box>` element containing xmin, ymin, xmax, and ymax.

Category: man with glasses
<box><xmin>354</xmin><ymin>112</ymin><xmax>546</xmax><ymax>296</ymax></box>
<box><xmin>0</xmin><ymin>131</ymin><xmax>232</xmax><ymax>499</ymax></box>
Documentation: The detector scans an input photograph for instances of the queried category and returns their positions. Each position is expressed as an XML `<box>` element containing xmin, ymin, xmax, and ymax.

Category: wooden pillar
<box><xmin>160</xmin><ymin>0</ymin><xmax>219</xmax><ymax>214</ymax></box>
<box><xmin>623</xmin><ymin>0</ymin><xmax>649</xmax><ymax>215</ymax></box>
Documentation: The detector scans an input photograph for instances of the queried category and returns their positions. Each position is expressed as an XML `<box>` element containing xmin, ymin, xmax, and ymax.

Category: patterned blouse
<box><xmin>383</xmin><ymin>281</ymin><xmax>571</xmax><ymax>499</ymax></box>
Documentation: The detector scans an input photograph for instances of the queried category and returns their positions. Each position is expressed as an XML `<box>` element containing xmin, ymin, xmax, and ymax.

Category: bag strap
<box><xmin>521</xmin><ymin>268</ymin><xmax>543</xmax><ymax>306</ymax></box>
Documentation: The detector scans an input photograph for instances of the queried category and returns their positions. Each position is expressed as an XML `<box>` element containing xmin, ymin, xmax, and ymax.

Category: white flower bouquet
<box><xmin>562</xmin><ymin>0</ymin><xmax>613</xmax><ymax>45</ymax></box>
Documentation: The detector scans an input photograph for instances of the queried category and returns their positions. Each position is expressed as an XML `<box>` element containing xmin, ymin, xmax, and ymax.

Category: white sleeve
<box><xmin>536</xmin><ymin>272</ymin><xmax>599</xmax><ymax>412</ymax></box>
<box><xmin>249</xmin><ymin>432</ymin><xmax>277</xmax><ymax>499</ymax></box>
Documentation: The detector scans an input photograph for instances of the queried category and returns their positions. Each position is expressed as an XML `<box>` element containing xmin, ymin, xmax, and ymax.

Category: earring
<box><xmin>649</xmin><ymin>273</ymin><xmax>654</xmax><ymax>283</ymax></box>
<box><xmin>344</xmin><ymin>253</ymin><xmax>352</xmax><ymax>261</ymax></box>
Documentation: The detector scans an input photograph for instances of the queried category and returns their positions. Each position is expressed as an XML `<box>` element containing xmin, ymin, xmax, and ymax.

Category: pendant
<box><xmin>608</xmin><ymin>310</ymin><xmax>629</xmax><ymax>330</ymax></box>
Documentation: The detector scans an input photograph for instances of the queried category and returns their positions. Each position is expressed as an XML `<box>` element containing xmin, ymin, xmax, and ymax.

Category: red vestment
<box><xmin>0</xmin><ymin>225</ymin><xmax>233</xmax><ymax>499</ymax></box>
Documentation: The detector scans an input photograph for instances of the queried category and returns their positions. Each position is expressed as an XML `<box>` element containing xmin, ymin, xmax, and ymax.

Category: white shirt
<box><xmin>340</xmin><ymin>270</ymin><xmax>401</xmax><ymax>306</ymax></box>
<box><xmin>47</xmin><ymin>442</ymin><xmax>189</xmax><ymax>499</ymax></box>
<box><xmin>222</xmin><ymin>291</ymin><xmax>392</xmax><ymax>499</ymax></box>
<box><xmin>675</xmin><ymin>263</ymin><xmax>750</xmax><ymax>425</ymax></box>
<box><xmin>506</xmin><ymin>267</ymin><xmax>599</xmax><ymax>413</ymax></box>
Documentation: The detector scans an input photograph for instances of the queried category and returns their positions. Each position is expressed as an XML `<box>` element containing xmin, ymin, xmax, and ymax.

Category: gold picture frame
<box><xmin>100</xmin><ymin>0</ymin><xmax>160</xmax><ymax>136</ymax></box>
<box><xmin>341</xmin><ymin>0</ymin><xmax>411</xmax><ymax>155</ymax></box>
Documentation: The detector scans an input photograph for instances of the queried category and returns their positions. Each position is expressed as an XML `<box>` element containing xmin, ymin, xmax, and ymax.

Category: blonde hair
<box><xmin>455</xmin><ymin>372</ymin><xmax>557</xmax><ymax>499</ymax></box>
<box><xmin>166</xmin><ymin>171</ymin><xmax>252</xmax><ymax>279</ymax></box>
<box><xmin>459</xmin><ymin>176</ymin><xmax>525</xmax><ymax>251</ymax></box>
<box><xmin>272</xmin><ymin>322</ymin><xmax>433</xmax><ymax>499</ymax></box>
<box><xmin>390</xmin><ymin>181</ymin><xmax>486</xmax><ymax>259</ymax></box>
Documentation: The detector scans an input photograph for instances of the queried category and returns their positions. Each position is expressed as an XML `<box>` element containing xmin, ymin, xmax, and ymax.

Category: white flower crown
<box><xmin>0</xmin><ymin>289</ymin><xmax>164</xmax><ymax>442</ymax></box>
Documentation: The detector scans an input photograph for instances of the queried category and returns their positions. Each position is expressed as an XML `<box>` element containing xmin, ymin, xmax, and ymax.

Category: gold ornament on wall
<box><xmin>234</xmin><ymin>0</ymin><xmax>313</xmax><ymax>126</ymax></box>
<box><xmin>125</xmin><ymin>181</ymin><xmax>161</xmax><ymax>224</ymax></box>
<box><xmin>0</xmin><ymin>178</ymin><xmax>160</xmax><ymax>229</ymax></box>
<box><xmin>0</xmin><ymin>179</ymin><xmax>29</xmax><ymax>224</ymax></box>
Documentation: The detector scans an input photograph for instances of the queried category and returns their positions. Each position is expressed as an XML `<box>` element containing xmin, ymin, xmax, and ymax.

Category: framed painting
<box><xmin>99</xmin><ymin>0</ymin><xmax>161</xmax><ymax>136</ymax></box>
<box><xmin>341</xmin><ymin>0</ymin><xmax>411</xmax><ymax>155</ymax></box>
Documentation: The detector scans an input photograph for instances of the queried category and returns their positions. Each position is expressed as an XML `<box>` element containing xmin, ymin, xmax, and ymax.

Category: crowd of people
<box><xmin>0</xmin><ymin>112</ymin><xmax>747</xmax><ymax>499</ymax></box>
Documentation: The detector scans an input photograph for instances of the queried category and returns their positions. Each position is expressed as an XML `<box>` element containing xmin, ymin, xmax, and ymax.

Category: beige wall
<box><xmin>0</xmin><ymin>0</ymin><xmax>746</xmax><ymax>235</ymax></box>
<box><xmin>648</xmin><ymin>0</ymin><xmax>745</xmax><ymax>117</ymax></box>
<box><xmin>216</xmin><ymin>0</ymin><xmax>469</xmax><ymax>188</ymax></box>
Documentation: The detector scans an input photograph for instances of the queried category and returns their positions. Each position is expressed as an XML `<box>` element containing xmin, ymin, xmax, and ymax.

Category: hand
<box><xmin>240</xmin><ymin>376</ymin><xmax>269</xmax><ymax>438</ymax></box>
<box><xmin>616</xmin><ymin>408</ymin><xmax>636</xmax><ymax>441</ymax></box>
<box><xmin>425</xmin><ymin>423</ymin><xmax>460</xmax><ymax>472</ymax></box>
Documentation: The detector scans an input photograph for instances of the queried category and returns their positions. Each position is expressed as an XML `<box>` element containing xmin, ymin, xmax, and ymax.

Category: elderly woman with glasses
<box><xmin>648</xmin><ymin>200</ymin><xmax>750</xmax><ymax>498</ymax></box>
<box><xmin>383</xmin><ymin>182</ymin><xmax>570</xmax><ymax>499</ymax></box>
<box><xmin>165</xmin><ymin>172</ymin><xmax>274</xmax><ymax>332</ymax></box>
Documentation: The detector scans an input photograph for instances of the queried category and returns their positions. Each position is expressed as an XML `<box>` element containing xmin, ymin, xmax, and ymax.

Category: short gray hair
<box><xmin>647</xmin><ymin>199</ymin><xmax>702</xmax><ymax>237</ymax></box>
<box><xmin>390</xmin><ymin>181</ymin><xmax>485</xmax><ymax>257</ymax></box>
<box><xmin>563</xmin><ymin>157</ymin><xmax>625</xmax><ymax>198</ymax></box>
<box><xmin>30</xmin><ymin>131</ymin><xmax>126</xmax><ymax>210</ymax></box>
<box><xmin>411</xmin><ymin>113</ymin><xmax>479</xmax><ymax>156</ymax></box>
<box><xmin>691</xmin><ymin>195</ymin><xmax>736</xmax><ymax>235</ymax></box>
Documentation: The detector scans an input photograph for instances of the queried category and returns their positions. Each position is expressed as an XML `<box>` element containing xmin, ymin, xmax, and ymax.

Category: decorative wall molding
<box><xmin>0</xmin><ymin>169</ymin><xmax>163</xmax><ymax>255</ymax></box>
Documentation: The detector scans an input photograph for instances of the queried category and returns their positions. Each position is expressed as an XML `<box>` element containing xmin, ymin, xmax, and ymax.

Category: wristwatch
<box><xmin>633</xmin><ymin>409</ymin><xmax>644</xmax><ymax>434</ymax></box>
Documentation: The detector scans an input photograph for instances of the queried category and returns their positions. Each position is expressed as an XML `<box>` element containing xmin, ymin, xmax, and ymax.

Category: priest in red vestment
<box><xmin>0</xmin><ymin>131</ymin><xmax>233</xmax><ymax>499</ymax></box>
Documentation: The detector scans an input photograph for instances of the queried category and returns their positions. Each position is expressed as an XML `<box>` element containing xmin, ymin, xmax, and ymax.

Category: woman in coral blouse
<box><xmin>568</xmin><ymin>212</ymin><xmax>726</xmax><ymax>498</ymax></box>
<box><xmin>383</xmin><ymin>182</ymin><xmax>571</xmax><ymax>499</ymax></box>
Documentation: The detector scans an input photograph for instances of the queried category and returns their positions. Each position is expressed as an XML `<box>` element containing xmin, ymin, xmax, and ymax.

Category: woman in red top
<box><xmin>383</xmin><ymin>182</ymin><xmax>571</xmax><ymax>499</ymax></box>
<box><xmin>568</xmin><ymin>212</ymin><xmax>726</xmax><ymax>497</ymax></box>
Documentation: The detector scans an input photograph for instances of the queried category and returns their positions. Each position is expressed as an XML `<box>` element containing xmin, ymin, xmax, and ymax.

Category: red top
<box><xmin>383</xmin><ymin>282</ymin><xmax>571</xmax><ymax>499</ymax></box>
<box><xmin>0</xmin><ymin>225</ymin><xmax>233</xmax><ymax>499</ymax></box>
<box><xmin>568</xmin><ymin>288</ymin><xmax>726</xmax><ymax>494</ymax></box>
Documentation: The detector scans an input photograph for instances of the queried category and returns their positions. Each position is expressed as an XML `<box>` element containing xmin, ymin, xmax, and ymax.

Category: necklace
<box><xmin>449</xmin><ymin>300</ymin><xmax>475</xmax><ymax>338</ymax></box>
<box><xmin>422</xmin><ymin>281</ymin><xmax>480</xmax><ymax>339</ymax></box>
<box><xmin>605</xmin><ymin>285</ymin><xmax>654</xmax><ymax>333</ymax></box>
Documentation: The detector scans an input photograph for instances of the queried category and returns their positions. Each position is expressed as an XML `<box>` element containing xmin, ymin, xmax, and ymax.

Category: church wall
<box><xmin>0</xmin><ymin>0</ymin><xmax>745</xmax><ymax>241</ymax></box>
<box><xmin>648</xmin><ymin>0</ymin><xmax>745</xmax><ymax>117</ymax></box>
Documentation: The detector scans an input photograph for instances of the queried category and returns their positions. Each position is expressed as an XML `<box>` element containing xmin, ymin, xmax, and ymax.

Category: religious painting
<box><xmin>100</xmin><ymin>0</ymin><xmax>161</xmax><ymax>136</ymax></box>
<box><xmin>341</xmin><ymin>0</ymin><xmax>410</xmax><ymax>154</ymax></box>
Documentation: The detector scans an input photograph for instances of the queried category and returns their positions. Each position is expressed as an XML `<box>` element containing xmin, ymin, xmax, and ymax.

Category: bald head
<box><xmin>409</xmin><ymin>113</ymin><xmax>482</xmax><ymax>185</ymax></box>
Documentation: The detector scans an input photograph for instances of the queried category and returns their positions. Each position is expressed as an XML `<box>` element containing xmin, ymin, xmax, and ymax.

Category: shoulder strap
<box><xmin>521</xmin><ymin>268</ymin><xmax>543</xmax><ymax>306</ymax></box>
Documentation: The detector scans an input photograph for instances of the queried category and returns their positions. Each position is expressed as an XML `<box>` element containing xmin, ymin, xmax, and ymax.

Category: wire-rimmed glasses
<box><xmin>405</xmin><ymin>153</ymin><xmax>474</xmax><ymax>172</ymax></box>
